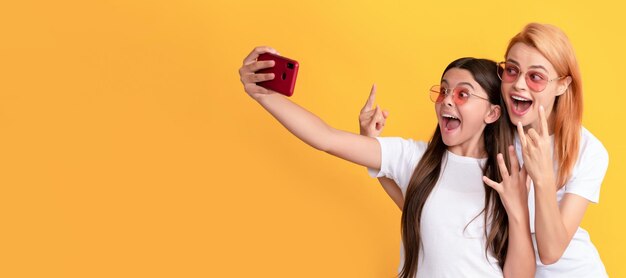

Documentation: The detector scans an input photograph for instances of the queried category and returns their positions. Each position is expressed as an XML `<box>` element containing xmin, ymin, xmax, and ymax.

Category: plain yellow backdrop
<box><xmin>1</xmin><ymin>0</ymin><xmax>625</xmax><ymax>277</ymax></box>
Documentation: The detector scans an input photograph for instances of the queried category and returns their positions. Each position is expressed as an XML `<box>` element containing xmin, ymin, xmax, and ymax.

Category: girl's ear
<box><xmin>485</xmin><ymin>105</ymin><xmax>501</xmax><ymax>124</ymax></box>
<box><xmin>556</xmin><ymin>76</ymin><xmax>573</xmax><ymax>96</ymax></box>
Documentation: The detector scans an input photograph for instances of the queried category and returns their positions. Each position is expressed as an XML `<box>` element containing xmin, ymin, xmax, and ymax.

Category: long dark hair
<box><xmin>399</xmin><ymin>58</ymin><xmax>514</xmax><ymax>278</ymax></box>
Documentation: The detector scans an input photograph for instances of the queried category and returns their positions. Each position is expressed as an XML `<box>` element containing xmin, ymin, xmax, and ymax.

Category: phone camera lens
<box><xmin>282</xmin><ymin>72</ymin><xmax>287</xmax><ymax>80</ymax></box>
<box><xmin>287</xmin><ymin>63</ymin><xmax>294</xmax><ymax>69</ymax></box>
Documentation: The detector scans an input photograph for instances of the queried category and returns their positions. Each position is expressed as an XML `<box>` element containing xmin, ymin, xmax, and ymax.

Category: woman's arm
<box><xmin>483</xmin><ymin>146</ymin><xmax>536</xmax><ymax>277</ymax></box>
<box><xmin>533</xmin><ymin>184</ymin><xmax>588</xmax><ymax>264</ymax></box>
<box><xmin>358</xmin><ymin>84</ymin><xmax>404</xmax><ymax>210</ymax></box>
<box><xmin>516</xmin><ymin>107</ymin><xmax>598</xmax><ymax>264</ymax></box>
<box><xmin>239</xmin><ymin>46</ymin><xmax>381</xmax><ymax>170</ymax></box>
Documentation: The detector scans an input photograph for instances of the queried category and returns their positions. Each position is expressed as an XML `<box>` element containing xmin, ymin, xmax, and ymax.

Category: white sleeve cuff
<box><xmin>367</xmin><ymin>167</ymin><xmax>384</xmax><ymax>178</ymax></box>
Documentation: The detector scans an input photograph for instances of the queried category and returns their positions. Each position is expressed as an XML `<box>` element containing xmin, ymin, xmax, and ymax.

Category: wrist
<box><xmin>534</xmin><ymin>174</ymin><xmax>556</xmax><ymax>189</ymax></box>
<box><xmin>251</xmin><ymin>92</ymin><xmax>265</xmax><ymax>102</ymax></box>
<box><xmin>252</xmin><ymin>91</ymin><xmax>275</xmax><ymax>103</ymax></box>
<box><xmin>507</xmin><ymin>209</ymin><xmax>530</xmax><ymax>226</ymax></box>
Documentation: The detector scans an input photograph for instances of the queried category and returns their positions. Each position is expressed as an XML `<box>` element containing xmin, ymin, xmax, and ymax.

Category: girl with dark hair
<box><xmin>238</xmin><ymin>46</ymin><xmax>535</xmax><ymax>277</ymax></box>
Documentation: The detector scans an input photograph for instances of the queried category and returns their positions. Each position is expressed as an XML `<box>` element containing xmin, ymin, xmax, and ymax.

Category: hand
<box><xmin>483</xmin><ymin>145</ymin><xmax>530</xmax><ymax>220</ymax></box>
<box><xmin>359</xmin><ymin>84</ymin><xmax>389</xmax><ymax>137</ymax></box>
<box><xmin>517</xmin><ymin>105</ymin><xmax>556</xmax><ymax>189</ymax></box>
<box><xmin>238</xmin><ymin>46</ymin><xmax>280</xmax><ymax>100</ymax></box>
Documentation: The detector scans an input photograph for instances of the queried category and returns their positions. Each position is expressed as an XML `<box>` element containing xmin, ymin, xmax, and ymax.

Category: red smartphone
<box><xmin>256</xmin><ymin>53</ymin><xmax>299</xmax><ymax>97</ymax></box>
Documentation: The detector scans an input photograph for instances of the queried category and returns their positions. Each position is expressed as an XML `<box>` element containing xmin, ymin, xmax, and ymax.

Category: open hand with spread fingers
<box><xmin>483</xmin><ymin>145</ymin><xmax>530</xmax><ymax>220</ymax></box>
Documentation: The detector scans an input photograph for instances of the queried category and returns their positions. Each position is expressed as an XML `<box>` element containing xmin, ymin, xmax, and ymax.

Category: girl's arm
<box><xmin>378</xmin><ymin>179</ymin><xmax>404</xmax><ymax>210</ymax></box>
<box><xmin>483</xmin><ymin>146</ymin><xmax>536</xmax><ymax>277</ymax></box>
<box><xmin>505</xmin><ymin>211</ymin><xmax>536</xmax><ymax>278</ymax></box>
<box><xmin>357</xmin><ymin>85</ymin><xmax>404</xmax><ymax>210</ymax></box>
<box><xmin>239</xmin><ymin>46</ymin><xmax>381</xmax><ymax>170</ymax></box>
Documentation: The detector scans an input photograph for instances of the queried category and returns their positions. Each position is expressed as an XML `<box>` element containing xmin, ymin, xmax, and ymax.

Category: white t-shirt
<box><xmin>368</xmin><ymin>137</ymin><xmax>503</xmax><ymax>278</ymax></box>
<box><xmin>516</xmin><ymin>127</ymin><xmax>609</xmax><ymax>278</ymax></box>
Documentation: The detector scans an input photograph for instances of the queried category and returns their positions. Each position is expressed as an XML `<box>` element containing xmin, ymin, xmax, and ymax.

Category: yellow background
<box><xmin>1</xmin><ymin>0</ymin><xmax>624</xmax><ymax>277</ymax></box>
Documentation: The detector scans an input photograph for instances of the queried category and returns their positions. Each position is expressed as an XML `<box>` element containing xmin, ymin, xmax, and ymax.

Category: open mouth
<box><xmin>511</xmin><ymin>95</ymin><xmax>533</xmax><ymax>116</ymax></box>
<box><xmin>442</xmin><ymin>113</ymin><xmax>461</xmax><ymax>131</ymax></box>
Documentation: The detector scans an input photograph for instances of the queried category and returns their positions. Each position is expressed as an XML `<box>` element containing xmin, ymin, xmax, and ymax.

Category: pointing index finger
<box><xmin>363</xmin><ymin>83</ymin><xmax>377</xmax><ymax>112</ymax></box>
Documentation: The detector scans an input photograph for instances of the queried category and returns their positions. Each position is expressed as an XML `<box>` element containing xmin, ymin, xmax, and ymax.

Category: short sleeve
<box><xmin>367</xmin><ymin>137</ymin><xmax>428</xmax><ymax>191</ymax></box>
<box><xmin>564</xmin><ymin>137</ymin><xmax>609</xmax><ymax>203</ymax></box>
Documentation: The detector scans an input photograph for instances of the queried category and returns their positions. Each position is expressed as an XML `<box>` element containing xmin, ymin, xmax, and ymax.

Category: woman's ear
<box><xmin>485</xmin><ymin>105</ymin><xmax>501</xmax><ymax>124</ymax></box>
<box><xmin>556</xmin><ymin>76</ymin><xmax>573</xmax><ymax>96</ymax></box>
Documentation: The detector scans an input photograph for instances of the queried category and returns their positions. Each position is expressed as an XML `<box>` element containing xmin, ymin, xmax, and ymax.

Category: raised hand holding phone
<box><xmin>256</xmin><ymin>52</ymin><xmax>299</xmax><ymax>97</ymax></box>
<box><xmin>239</xmin><ymin>46</ymin><xmax>280</xmax><ymax>99</ymax></box>
<box><xmin>237</xmin><ymin>46</ymin><xmax>381</xmax><ymax>170</ymax></box>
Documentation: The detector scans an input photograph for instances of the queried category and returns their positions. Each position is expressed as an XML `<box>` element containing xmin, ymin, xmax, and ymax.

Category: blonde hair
<box><xmin>505</xmin><ymin>23</ymin><xmax>582</xmax><ymax>187</ymax></box>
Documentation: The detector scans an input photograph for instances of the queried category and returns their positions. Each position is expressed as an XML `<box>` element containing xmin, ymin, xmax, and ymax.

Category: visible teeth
<box><xmin>442</xmin><ymin>114</ymin><xmax>459</xmax><ymax>119</ymax></box>
<box><xmin>512</xmin><ymin>95</ymin><xmax>531</xmax><ymax>102</ymax></box>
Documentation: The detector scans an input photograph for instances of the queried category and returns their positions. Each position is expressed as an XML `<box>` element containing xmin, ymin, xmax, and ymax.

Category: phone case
<box><xmin>256</xmin><ymin>53</ymin><xmax>299</xmax><ymax>97</ymax></box>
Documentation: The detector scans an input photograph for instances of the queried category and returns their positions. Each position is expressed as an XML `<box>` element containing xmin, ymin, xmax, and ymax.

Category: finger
<box><xmin>373</xmin><ymin>106</ymin><xmax>384</xmax><ymax>126</ymax></box>
<box><xmin>373</xmin><ymin>106</ymin><xmax>387</xmax><ymax>131</ymax></box>
<box><xmin>517</xmin><ymin>121</ymin><xmax>527</xmax><ymax>148</ymax></box>
<box><xmin>375</xmin><ymin>120</ymin><xmax>386</xmax><ymax>131</ymax></box>
<box><xmin>497</xmin><ymin>153</ymin><xmax>510</xmax><ymax>179</ymax></box>
<box><xmin>508</xmin><ymin>145</ymin><xmax>520</xmax><ymax>175</ymax></box>
<box><xmin>245</xmin><ymin>60</ymin><xmax>275</xmax><ymax>73</ymax></box>
<box><xmin>520</xmin><ymin>166</ymin><xmax>530</xmax><ymax>192</ymax></box>
<box><xmin>374</xmin><ymin>106</ymin><xmax>385</xmax><ymax>122</ymax></box>
<box><xmin>245</xmin><ymin>73</ymin><xmax>275</xmax><ymax>83</ymax></box>
<box><xmin>483</xmin><ymin>176</ymin><xmax>502</xmax><ymax>193</ymax></box>
<box><xmin>539</xmin><ymin>105</ymin><xmax>549</xmax><ymax>137</ymax></box>
<box><xmin>523</xmin><ymin>134</ymin><xmax>535</xmax><ymax>156</ymax></box>
<box><xmin>527</xmin><ymin>128</ymin><xmax>541</xmax><ymax>146</ymax></box>
<box><xmin>243</xmin><ymin>46</ymin><xmax>279</xmax><ymax>65</ymax></box>
<box><xmin>362</xmin><ymin>83</ymin><xmax>377</xmax><ymax>112</ymax></box>
<box><xmin>382</xmin><ymin>110</ymin><xmax>390</xmax><ymax>119</ymax></box>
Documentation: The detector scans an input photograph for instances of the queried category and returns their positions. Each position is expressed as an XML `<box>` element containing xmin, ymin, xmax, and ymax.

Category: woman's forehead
<box><xmin>507</xmin><ymin>43</ymin><xmax>556</xmax><ymax>72</ymax></box>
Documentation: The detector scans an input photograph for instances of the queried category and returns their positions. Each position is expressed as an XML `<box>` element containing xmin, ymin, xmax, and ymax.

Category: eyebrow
<box><xmin>506</xmin><ymin>58</ymin><xmax>549</xmax><ymax>73</ymax></box>
<box><xmin>442</xmin><ymin>79</ymin><xmax>475</xmax><ymax>90</ymax></box>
